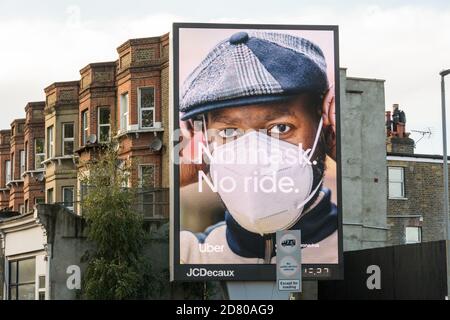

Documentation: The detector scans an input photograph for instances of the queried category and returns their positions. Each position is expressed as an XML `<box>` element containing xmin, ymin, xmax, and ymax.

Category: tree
<box><xmin>80</xmin><ymin>143</ymin><xmax>151</xmax><ymax>299</ymax></box>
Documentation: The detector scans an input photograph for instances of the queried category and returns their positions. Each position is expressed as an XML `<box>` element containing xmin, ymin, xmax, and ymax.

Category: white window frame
<box><xmin>47</xmin><ymin>126</ymin><xmax>54</xmax><ymax>159</ymax></box>
<box><xmin>37</xmin><ymin>275</ymin><xmax>46</xmax><ymax>300</ymax></box>
<box><xmin>405</xmin><ymin>226</ymin><xmax>422</xmax><ymax>244</ymax></box>
<box><xmin>11</xmin><ymin>152</ymin><xmax>14</xmax><ymax>180</ymax></box>
<box><xmin>98</xmin><ymin>107</ymin><xmax>111</xmax><ymax>143</ymax></box>
<box><xmin>138</xmin><ymin>87</ymin><xmax>155</xmax><ymax>129</ymax></box>
<box><xmin>120</xmin><ymin>93</ymin><xmax>129</xmax><ymax>132</ymax></box>
<box><xmin>82</xmin><ymin>111</ymin><xmax>88</xmax><ymax>146</ymax></box>
<box><xmin>8</xmin><ymin>256</ymin><xmax>36</xmax><ymax>300</ymax></box>
<box><xmin>24</xmin><ymin>142</ymin><xmax>28</xmax><ymax>172</ymax></box>
<box><xmin>388</xmin><ymin>166</ymin><xmax>405</xmax><ymax>199</ymax></box>
<box><xmin>34</xmin><ymin>138</ymin><xmax>45</xmax><ymax>170</ymax></box>
<box><xmin>62</xmin><ymin>122</ymin><xmax>75</xmax><ymax>155</ymax></box>
<box><xmin>19</xmin><ymin>150</ymin><xmax>26</xmax><ymax>177</ymax></box>
<box><xmin>62</xmin><ymin>186</ymin><xmax>75</xmax><ymax>211</ymax></box>
<box><xmin>5</xmin><ymin>160</ymin><xmax>11</xmax><ymax>183</ymax></box>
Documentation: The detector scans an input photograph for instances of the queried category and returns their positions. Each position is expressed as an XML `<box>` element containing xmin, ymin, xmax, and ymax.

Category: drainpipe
<box><xmin>45</xmin><ymin>243</ymin><xmax>52</xmax><ymax>300</ymax></box>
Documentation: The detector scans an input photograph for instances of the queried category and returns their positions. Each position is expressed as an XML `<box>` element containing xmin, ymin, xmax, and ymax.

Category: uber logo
<box><xmin>366</xmin><ymin>265</ymin><xmax>381</xmax><ymax>290</ymax></box>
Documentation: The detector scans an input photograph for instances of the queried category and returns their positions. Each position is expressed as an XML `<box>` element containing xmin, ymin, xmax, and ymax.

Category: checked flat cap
<box><xmin>180</xmin><ymin>31</ymin><xmax>329</xmax><ymax>120</ymax></box>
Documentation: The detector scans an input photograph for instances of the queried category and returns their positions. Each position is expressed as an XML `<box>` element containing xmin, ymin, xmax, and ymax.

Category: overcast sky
<box><xmin>0</xmin><ymin>0</ymin><xmax>449</xmax><ymax>155</ymax></box>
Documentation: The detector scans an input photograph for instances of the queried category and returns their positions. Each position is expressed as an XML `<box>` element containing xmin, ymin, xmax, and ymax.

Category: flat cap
<box><xmin>180</xmin><ymin>31</ymin><xmax>329</xmax><ymax>120</ymax></box>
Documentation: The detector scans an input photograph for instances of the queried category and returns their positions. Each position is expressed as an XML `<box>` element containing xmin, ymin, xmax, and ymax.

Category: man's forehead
<box><xmin>208</xmin><ymin>98</ymin><xmax>310</xmax><ymax>124</ymax></box>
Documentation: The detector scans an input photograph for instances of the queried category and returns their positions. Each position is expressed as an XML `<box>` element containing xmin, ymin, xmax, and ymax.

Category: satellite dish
<box><xmin>150</xmin><ymin>137</ymin><xmax>162</xmax><ymax>152</ymax></box>
<box><xmin>88</xmin><ymin>134</ymin><xmax>97</xmax><ymax>144</ymax></box>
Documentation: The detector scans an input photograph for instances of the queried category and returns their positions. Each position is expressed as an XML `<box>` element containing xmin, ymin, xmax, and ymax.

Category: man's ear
<box><xmin>322</xmin><ymin>85</ymin><xmax>334</xmax><ymax>127</ymax></box>
<box><xmin>321</xmin><ymin>85</ymin><xmax>336</xmax><ymax>160</ymax></box>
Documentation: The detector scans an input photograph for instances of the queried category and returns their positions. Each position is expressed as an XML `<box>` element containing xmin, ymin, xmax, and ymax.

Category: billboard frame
<box><xmin>170</xmin><ymin>22</ymin><xmax>344</xmax><ymax>282</ymax></box>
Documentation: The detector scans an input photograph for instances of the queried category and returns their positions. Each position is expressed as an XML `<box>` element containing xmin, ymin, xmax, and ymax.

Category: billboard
<box><xmin>171</xmin><ymin>23</ymin><xmax>343</xmax><ymax>281</ymax></box>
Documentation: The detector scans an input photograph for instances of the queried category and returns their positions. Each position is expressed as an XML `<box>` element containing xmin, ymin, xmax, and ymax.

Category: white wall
<box><xmin>5</xmin><ymin>226</ymin><xmax>45</xmax><ymax>256</ymax></box>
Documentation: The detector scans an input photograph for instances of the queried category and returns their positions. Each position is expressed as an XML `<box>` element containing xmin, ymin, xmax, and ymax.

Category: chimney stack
<box><xmin>386</xmin><ymin>104</ymin><xmax>414</xmax><ymax>154</ymax></box>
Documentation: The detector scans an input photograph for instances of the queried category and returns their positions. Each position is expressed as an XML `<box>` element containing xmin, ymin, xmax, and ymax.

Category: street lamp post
<box><xmin>440</xmin><ymin>69</ymin><xmax>450</xmax><ymax>241</ymax></box>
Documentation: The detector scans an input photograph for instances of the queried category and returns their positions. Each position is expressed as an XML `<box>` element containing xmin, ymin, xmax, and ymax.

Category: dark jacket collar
<box><xmin>225</xmin><ymin>188</ymin><xmax>338</xmax><ymax>259</ymax></box>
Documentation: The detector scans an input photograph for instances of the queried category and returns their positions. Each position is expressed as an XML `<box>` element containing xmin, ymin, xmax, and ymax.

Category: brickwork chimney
<box><xmin>386</xmin><ymin>104</ymin><xmax>415</xmax><ymax>154</ymax></box>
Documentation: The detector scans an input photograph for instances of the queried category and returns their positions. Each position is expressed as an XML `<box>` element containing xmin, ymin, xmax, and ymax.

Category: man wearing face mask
<box><xmin>178</xmin><ymin>31</ymin><xmax>338</xmax><ymax>265</ymax></box>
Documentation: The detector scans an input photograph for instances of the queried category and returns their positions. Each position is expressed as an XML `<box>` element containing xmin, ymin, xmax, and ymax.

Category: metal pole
<box><xmin>440</xmin><ymin>71</ymin><xmax>450</xmax><ymax>240</ymax></box>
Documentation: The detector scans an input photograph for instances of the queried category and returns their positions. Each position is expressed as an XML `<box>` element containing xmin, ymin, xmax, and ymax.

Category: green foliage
<box><xmin>80</xmin><ymin>143</ymin><xmax>151</xmax><ymax>300</ymax></box>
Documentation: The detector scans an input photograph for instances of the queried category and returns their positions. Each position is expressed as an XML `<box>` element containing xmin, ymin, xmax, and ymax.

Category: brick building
<box><xmin>77</xmin><ymin>61</ymin><xmax>116</xmax><ymax>148</ymax></box>
<box><xmin>0</xmin><ymin>130</ymin><xmax>11</xmax><ymax>210</ymax></box>
<box><xmin>0</xmin><ymin>33</ymin><xmax>171</xmax><ymax>300</ymax></box>
<box><xmin>43</xmin><ymin>81</ymin><xmax>80</xmax><ymax>211</ymax></box>
<box><xmin>76</xmin><ymin>62</ymin><xmax>117</xmax><ymax>212</ymax></box>
<box><xmin>115</xmin><ymin>34</ymin><xmax>170</xmax><ymax>220</ymax></box>
<box><xmin>386</xmin><ymin>104</ymin><xmax>449</xmax><ymax>245</ymax></box>
<box><xmin>23</xmin><ymin>102</ymin><xmax>46</xmax><ymax>213</ymax></box>
<box><xmin>7</xmin><ymin>119</ymin><xmax>26</xmax><ymax>213</ymax></box>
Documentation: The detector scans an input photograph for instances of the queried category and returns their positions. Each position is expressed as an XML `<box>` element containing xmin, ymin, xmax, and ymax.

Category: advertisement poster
<box><xmin>171</xmin><ymin>23</ymin><xmax>343</xmax><ymax>281</ymax></box>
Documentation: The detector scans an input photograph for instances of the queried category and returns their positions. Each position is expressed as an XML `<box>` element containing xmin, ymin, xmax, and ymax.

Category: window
<box><xmin>139</xmin><ymin>87</ymin><xmax>155</xmax><ymax>128</ymax></box>
<box><xmin>35</xmin><ymin>138</ymin><xmax>45</xmax><ymax>169</ymax></box>
<box><xmin>19</xmin><ymin>204</ymin><xmax>25</xmax><ymax>214</ymax></box>
<box><xmin>11</xmin><ymin>152</ymin><xmax>14</xmax><ymax>180</ymax></box>
<box><xmin>38</xmin><ymin>275</ymin><xmax>46</xmax><ymax>300</ymax></box>
<box><xmin>24</xmin><ymin>142</ymin><xmax>28</xmax><ymax>172</ymax></box>
<box><xmin>62</xmin><ymin>186</ymin><xmax>74</xmax><ymax>211</ymax></box>
<box><xmin>47</xmin><ymin>188</ymin><xmax>54</xmax><ymax>204</ymax></box>
<box><xmin>24</xmin><ymin>200</ymin><xmax>29</xmax><ymax>213</ymax></box>
<box><xmin>82</xmin><ymin>111</ymin><xmax>88</xmax><ymax>146</ymax></box>
<box><xmin>388</xmin><ymin>167</ymin><xmax>405</xmax><ymax>198</ymax></box>
<box><xmin>139</xmin><ymin>165</ymin><xmax>156</xmax><ymax>188</ymax></box>
<box><xmin>62</xmin><ymin>123</ymin><xmax>75</xmax><ymax>155</ymax></box>
<box><xmin>405</xmin><ymin>226</ymin><xmax>422</xmax><ymax>244</ymax></box>
<box><xmin>9</xmin><ymin>257</ymin><xmax>35</xmax><ymax>300</ymax></box>
<box><xmin>35</xmin><ymin>198</ymin><xmax>45</xmax><ymax>205</ymax></box>
<box><xmin>5</xmin><ymin>160</ymin><xmax>11</xmax><ymax>183</ymax></box>
<box><xmin>98</xmin><ymin>107</ymin><xmax>111</xmax><ymax>143</ymax></box>
<box><xmin>120</xmin><ymin>93</ymin><xmax>129</xmax><ymax>132</ymax></box>
<box><xmin>47</xmin><ymin>126</ymin><xmax>54</xmax><ymax>158</ymax></box>
<box><xmin>138</xmin><ymin>165</ymin><xmax>155</xmax><ymax>217</ymax></box>
<box><xmin>20</xmin><ymin>150</ymin><xmax>26</xmax><ymax>176</ymax></box>
<box><xmin>140</xmin><ymin>191</ymin><xmax>155</xmax><ymax>218</ymax></box>
<box><xmin>17</xmin><ymin>123</ymin><xmax>24</xmax><ymax>134</ymax></box>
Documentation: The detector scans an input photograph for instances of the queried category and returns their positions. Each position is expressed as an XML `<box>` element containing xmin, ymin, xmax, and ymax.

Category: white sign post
<box><xmin>277</xmin><ymin>230</ymin><xmax>302</xmax><ymax>292</ymax></box>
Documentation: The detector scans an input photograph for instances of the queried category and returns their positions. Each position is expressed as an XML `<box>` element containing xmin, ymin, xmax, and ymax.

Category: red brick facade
<box><xmin>0</xmin><ymin>130</ymin><xmax>11</xmax><ymax>210</ymax></box>
<box><xmin>77</xmin><ymin>62</ymin><xmax>117</xmax><ymax>167</ymax></box>
<box><xmin>8</xmin><ymin>119</ymin><xmax>26</xmax><ymax>212</ymax></box>
<box><xmin>23</xmin><ymin>102</ymin><xmax>46</xmax><ymax>212</ymax></box>
<box><xmin>0</xmin><ymin>34</ymin><xmax>169</xmax><ymax>220</ymax></box>
<box><xmin>115</xmin><ymin>35</ymin><xmax>169</xmax><ymax>188</ymax></box>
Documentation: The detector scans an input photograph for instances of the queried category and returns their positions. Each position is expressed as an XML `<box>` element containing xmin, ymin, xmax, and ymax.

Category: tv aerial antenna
<box><xmin>411</xmin><ymin>128</ymin><xmax>432</xmax><ymax>147</ymax></box>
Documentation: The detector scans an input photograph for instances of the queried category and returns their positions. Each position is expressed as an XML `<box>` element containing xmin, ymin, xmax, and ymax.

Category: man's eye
<box><xmin>270</xmin><ymin>124</ymin><xmax>291</xmax><ymax>135</ymax></box>
<box><xmin>218</xmin><ymin>128</ymin><xmax>239</xmax><ymax>138</ymax></box>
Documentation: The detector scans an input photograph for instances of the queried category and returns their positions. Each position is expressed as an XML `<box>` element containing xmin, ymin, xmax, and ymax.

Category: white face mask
<box><xmin>203</xmin><ymin>116</ymin><xmax>323</xmax><ymax>235</ymax></box>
